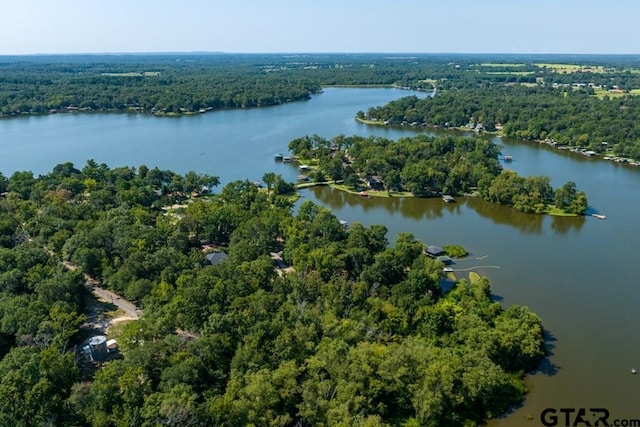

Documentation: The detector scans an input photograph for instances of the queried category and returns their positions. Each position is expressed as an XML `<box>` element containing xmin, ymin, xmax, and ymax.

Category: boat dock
<box><xmin>442</xmin><ymin>195</ymin><xmax>455</xmax><ymax>203</ymax></box>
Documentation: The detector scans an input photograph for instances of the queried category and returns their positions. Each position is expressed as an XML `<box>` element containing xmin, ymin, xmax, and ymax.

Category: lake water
<box><xmin>2</xmin><ymin>87</ymin><xmax>640</xmax><ymax>425</ymax></box>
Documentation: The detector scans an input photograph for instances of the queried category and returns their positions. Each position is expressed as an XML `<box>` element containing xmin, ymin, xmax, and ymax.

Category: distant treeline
<box><xmin>0</xmin><ymin>54</ymin><xmax>447</xmax><ymax>116</ymax></box>
<box><xmin>362</xmin><ymin>86</ymin><xmax>640</xmax><ymax>159</ymax></box>
<box><xmin>4</xmin><ymin>53</ymin><xmax>640</xmax><ymax>118</ymax></box>
<box><xmin>4</xmin><ymin>53</ymin><xmax>640</xmax><ymax>158</ymax></box>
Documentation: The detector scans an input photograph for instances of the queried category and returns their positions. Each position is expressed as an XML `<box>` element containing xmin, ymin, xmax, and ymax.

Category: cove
<box><xmin>1</xmin><ymin>87</ymin><xmax>640</xmax><ymax>423</ymax></box>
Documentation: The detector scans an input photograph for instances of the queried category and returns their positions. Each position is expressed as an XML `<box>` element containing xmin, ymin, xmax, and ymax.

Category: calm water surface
<box><xmin>1</xmin><ymin>87</ymin><xmax>639</xmax><ymax>425</ymax></box>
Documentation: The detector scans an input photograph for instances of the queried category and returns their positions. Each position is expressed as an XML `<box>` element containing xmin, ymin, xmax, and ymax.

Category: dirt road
<box><xmin>91</xmin><ymin>286</ymin><xmax>140</xmax><ymax>319</ymax></box>
<box><xmin>62</xmin><ymin>259</ymin><xmax>141</xmax><ymax>321</ymax></box>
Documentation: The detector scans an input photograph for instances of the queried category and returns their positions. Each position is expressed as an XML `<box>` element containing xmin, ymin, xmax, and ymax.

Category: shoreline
<box><xmin>356</xmin><ymin>117</ymin><xmax>640</xmax><ymax>165</ymax></box>
<box><xmin>296</xmin><ymin>181</ymin><xmax>580</xmax><ymax>217</ymax></box>
<box><xmin>0</xmin><ymin>93</ymin><xmax>318</xmax><ymax>120</ymax></box>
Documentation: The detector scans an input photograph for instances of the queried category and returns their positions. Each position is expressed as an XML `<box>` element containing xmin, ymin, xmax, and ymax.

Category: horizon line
<box><xmin>2</xmin><ymin>51</ymin><xmax>640</xmax><ymax>57</ymax></box>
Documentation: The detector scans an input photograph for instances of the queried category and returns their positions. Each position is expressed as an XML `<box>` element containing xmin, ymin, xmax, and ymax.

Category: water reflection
<box><xmin>549</xmin><ymin>215</ymin><xmax>585</xmax><ymax>234</ymax></box>
<box><xmin>309</xmin><ymin>187</ymin><xmax>463</xmax><ymax>220</ymax></box>
<box><xmin>536</xmin><ymin>330</ymin><xmax>560</xmax><ymax>377</ymax></box>
<box><xmin>307</xmin><ymin>187</ymin><xmax>590</xmax><ymax>235</ymax></box>
<box><xmin>465</xmin><ymin>197</ymin><xmax>544</xmax><ymax>234</ymax></box>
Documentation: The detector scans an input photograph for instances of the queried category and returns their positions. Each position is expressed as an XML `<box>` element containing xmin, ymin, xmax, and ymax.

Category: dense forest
<box><xmin>0</xmin><ymin>161</ymin><xmax>545</xmax><ymax>426</ymax></box>
<box><xmin>359</xmin><ymin>86</ymin><xmax>640</xmax><ymax>159</ymax></box>
<box><xmin>288</xmin><ymin>134</ymin><xmax>588</xmax><ymax>214</ymax></box>
<box><xmin>0</xmin><ymin>53</ymin><xmax>449</xmax><ymax>116</ymax></box>
<box><xmin>3</xmin><ymin>52</ymin><xmax>640</xmax><ymax>156</ymax></box>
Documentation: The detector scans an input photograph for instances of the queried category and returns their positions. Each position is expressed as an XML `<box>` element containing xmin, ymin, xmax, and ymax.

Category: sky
<box><xmin>1</xmin><ymin>0</ymin><xmax>639</xmax><ymax>55</ymax></box>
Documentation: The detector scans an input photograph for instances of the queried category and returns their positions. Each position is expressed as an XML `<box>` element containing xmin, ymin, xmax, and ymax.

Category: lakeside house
<box><xmin>365</xmin><ymin>175</ymin><xmax>385</xmax><ymax>190</ymax></box>
<box><xmin>205</xmin><ymin>252</ymin><xmax>228</xmax><ymax>266</ymax></box>
<box><xmin>426</xmin><ymin>245</ymin><xmax>445</xmax><ymax>257</ymax></box>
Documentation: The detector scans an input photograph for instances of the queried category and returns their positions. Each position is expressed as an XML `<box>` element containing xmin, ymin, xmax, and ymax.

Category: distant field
<box><xmin>592</xmin><ymin>87</ymin><xmax>626</xmax><ymax>99</ymax></box>
<box><xmin>101</xmin><ymin>71</ymin><xmax>161</xmax><ymax>77</ymax></box>
<box><xmin>534</xmin><ymin>63</ymin><xmax>606</xmax><ymax>73</ymax></box>
<box><xmin>590</xmin><ymin>87</ymin><xmax>640</xmax><ymax>99</ymax></box>
<box><xmin>485</xmin><ymin>71</ymin><xmax>535</xmax><ymax>76</ymax></box>
<box><xmin>480</xmin><ymin>63</ymin><xmax>526</xmax><ymax>67</ymax></box>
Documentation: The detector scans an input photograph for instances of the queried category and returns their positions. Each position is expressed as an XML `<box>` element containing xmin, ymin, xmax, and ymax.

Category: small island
<box><xmin>286</xmin><ymin>134</ymin><xmax>589</xmax><ymax>215</ymax></box>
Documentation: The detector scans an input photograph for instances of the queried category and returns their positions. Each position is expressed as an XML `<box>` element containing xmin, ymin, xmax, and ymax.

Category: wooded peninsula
<box><xmin>0</xmin><ymin>162</ymin><xmax>544</xmax><ymax>426</ymax></box>
<box><xmin>288</xmin><ymin>134</ymin><xmax>588</xmax><ymax>215</ymax></box>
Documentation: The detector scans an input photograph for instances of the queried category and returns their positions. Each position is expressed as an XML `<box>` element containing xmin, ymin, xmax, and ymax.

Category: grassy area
<box><xmin>295</xmin><ymin>181</ymin><xmax>328</xmax><ymax>189</ymax></box>
<box><xmin>592</xmin><ymin>87</ymin><xmax>627</xmax><ymax>99</ymax></box>
<box><xmin>329</xmin><ymin>183</ymin><xmax>413</xmax><ymax>198</ymax></box>
<box><xmin>484</xmin><ymin>71</ymin><xmax>536</xmax><ymax>76</ymax></box>
<box><xmin>288</xmin><ymin>156</ymin><xmax>320</xmax><ymax>168</ymax></box>
<box><xmin>106</xmin><ymin>310</ymin><xmax>137</xmax><ymax>338</ymax></box>
<box><xmin>469</xmin><ymin>271</ymin><xmax>481</xmax><ymax>284</ymax></box>
<box><xmin>546</xmin><ymin>206</ymin><xmax>579</xmax><ymax>217</ymax></box>
<box><xmin>533</xmin><ymin>63</ymin><xmax>606</xmax><ymax>73</ymax></box>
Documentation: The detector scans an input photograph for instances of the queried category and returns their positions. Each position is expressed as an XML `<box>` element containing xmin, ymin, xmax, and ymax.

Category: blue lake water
<box><xmin>2</xmin><ymin>87</ymin><xmax>639</xmax><ymax>424</ymax></box>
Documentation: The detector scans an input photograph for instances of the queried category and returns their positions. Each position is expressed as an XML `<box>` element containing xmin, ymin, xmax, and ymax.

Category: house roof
<box><xmin>436</xmin><ymin>255</ymin><xmax>453</xmax><ymax>265</ymax></box>
<box><xmin>205</xmin><ymin>252</ymin><xmax>229</xmax><ymax>266</ymax></box>
<box><xmin>426</xmin><ymin>245</ymin><xmax>445</xmax><ymax>256</ymax></box>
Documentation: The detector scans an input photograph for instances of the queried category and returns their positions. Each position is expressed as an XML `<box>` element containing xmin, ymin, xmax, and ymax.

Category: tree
<box><xmin>262</xmin><ymin>172</ymin><xmax>277</xmax><ymax>193</ymax></box>
<box><xmin>0</xmin><ymin>172</ymin><xmax>8</xmax><ymax>193</ymax></box>
<box><xmin>7</xmin><ymin>171</ymin><xmax>36</xmax><ymax>199</ymax></box>
<box><xmin>493</xmin><ymin>305</ymin><xmax>546</xmax><ymax>372</ymax></box>
<box><xmin>384</xmin><ymin>169</ymin><xmax>403</xmax><ymax>192</ymax></box>
<box><xmin>569</xmin><ymin>190</ymin><xmax>588</xmax><ymax>214</ymax></box>
<box><xmin>554</xmin><ymin>181</ymin><xmax>587</xmax><ymax>213</ymax></box>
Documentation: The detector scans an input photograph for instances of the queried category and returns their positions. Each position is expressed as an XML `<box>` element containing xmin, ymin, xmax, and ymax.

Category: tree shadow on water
<box><xmin>533</xmin><ymin>329</ymin><xmax>560</xmax><ymax>376</ymax></box>
<box><xmin>550</xmin><ymin>214</ymin><xmax>585</xmax><ymax>234</ymax></box>
<box><xmin>490</xmin><ymin>330</ymin><xmax>561</xmax><ymax>423</ymax></box>
<box><xmin>490</xmin><ymin>291</ymin><xmax>504</xmax><ymax>302</ymax></box>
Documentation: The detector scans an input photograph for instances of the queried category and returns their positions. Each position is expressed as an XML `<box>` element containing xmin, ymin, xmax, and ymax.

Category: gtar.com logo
<box><xmin>540</xmin><ymin>408</ymin><xmax>640</xmax><ymax>427</ymax></box>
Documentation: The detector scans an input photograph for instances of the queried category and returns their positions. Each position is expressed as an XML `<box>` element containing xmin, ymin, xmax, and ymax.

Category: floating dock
<box><xmin>442</xmin><ymin>195</ymin><xmax>455</xmax><ymax>203</ymax></box>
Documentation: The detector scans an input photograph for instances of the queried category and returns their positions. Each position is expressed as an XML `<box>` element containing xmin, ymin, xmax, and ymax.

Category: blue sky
<box><xmin>1</xmin><ymin>0</ymin><xmax>638</xmax><ymax>55</ymax></box>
